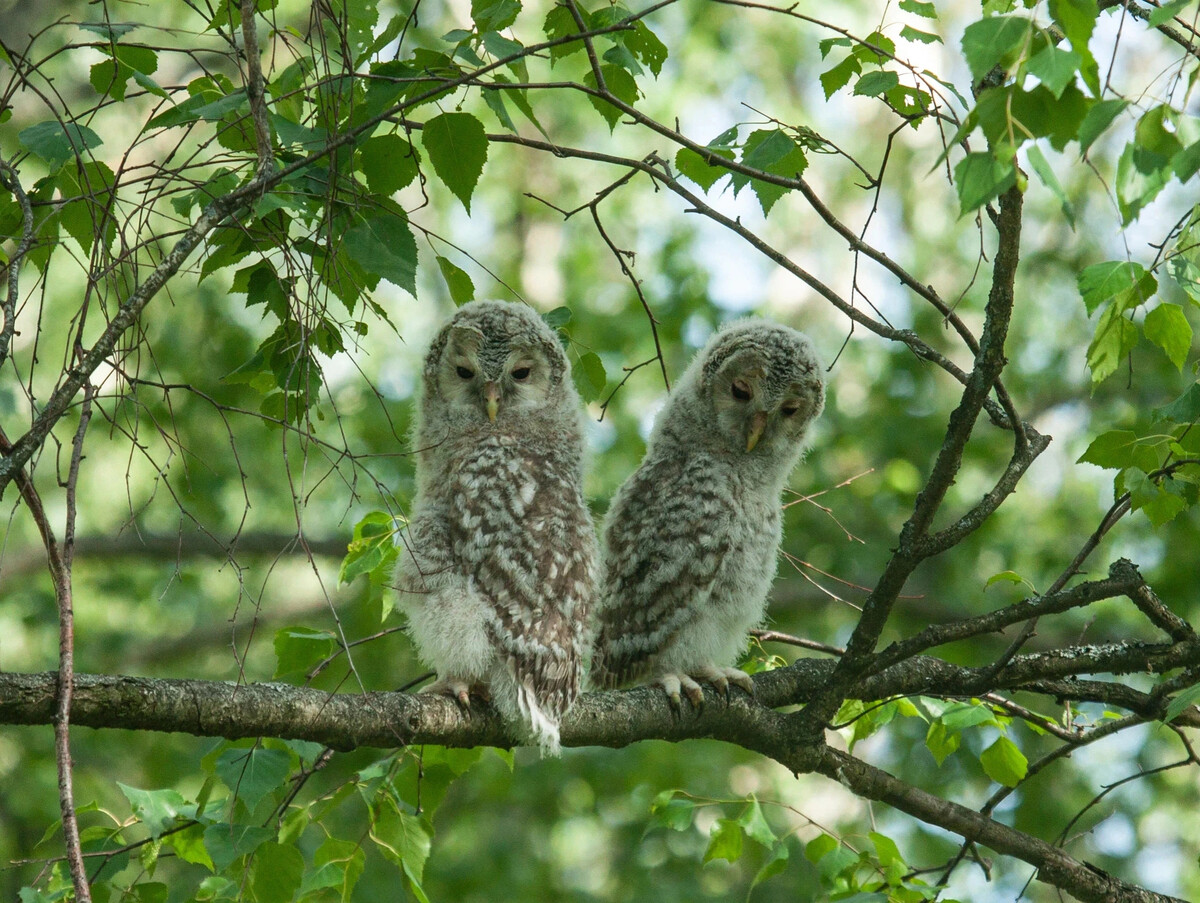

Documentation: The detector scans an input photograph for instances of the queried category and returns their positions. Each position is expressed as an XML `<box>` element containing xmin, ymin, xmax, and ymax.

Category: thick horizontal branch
<box><xmin>2</xmin><ymin>667</ymin><xmax>1188</xmax><ymax>903</ymax></box>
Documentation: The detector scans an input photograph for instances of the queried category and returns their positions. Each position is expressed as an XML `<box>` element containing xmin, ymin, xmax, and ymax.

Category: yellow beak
<box><xmin>485</xmin><ymin>382</ymin><xmax>500</xmax><ymax>422</ymax></box>
<box><xmin>746</xmin><ymin>411</ymin><xmax>768</xmax><ymax>452</ymax></box>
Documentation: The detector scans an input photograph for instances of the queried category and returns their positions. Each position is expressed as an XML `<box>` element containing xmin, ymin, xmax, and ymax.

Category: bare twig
<box><xmin>0</xmin><ymin>157</ymin><xmax>34</xmax><ymax>369</ymax></box>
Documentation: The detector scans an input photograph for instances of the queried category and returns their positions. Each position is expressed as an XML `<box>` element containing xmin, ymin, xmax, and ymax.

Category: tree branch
<box><xmin>0</xmin><ymin>668</ymin><xmax>1187</xmax><ymax>903</ymax></box>
<box><xmin>0</xmin><ymin>157</ymin><xmax>34</xmax><ymax>370</ymax></box>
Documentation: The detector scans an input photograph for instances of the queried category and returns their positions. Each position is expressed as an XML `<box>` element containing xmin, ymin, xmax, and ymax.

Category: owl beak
<box><xmin>484</xmin><ymin>381</ymin><xmax>500</xmax><ymax>422</ymax></box>
<box><xmin>746</xmin><ymin>410</ymin><xmax>768</xmax><ymax>452</ymax></box>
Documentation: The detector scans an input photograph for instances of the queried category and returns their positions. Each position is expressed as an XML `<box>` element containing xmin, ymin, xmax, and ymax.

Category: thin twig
<box><xmin>0</xmin><ymin>157</ymin><xmax>34</xmax><ymax>368</ymax></box>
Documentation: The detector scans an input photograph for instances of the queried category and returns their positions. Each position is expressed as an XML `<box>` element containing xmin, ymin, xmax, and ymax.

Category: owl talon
<box><xmin>692</xmin><ymin>665</ymin><xmax>755</xmax><ymax>700</ymax></box>
<box><xmin>422</xmin><ymin>677</ymin><xmax>474</xmax><ymax>713</ymax></box>
<box><xmin>658</xmin><ymin>675</ymin><xmax>685</xmax><ymax>714</ymax></box>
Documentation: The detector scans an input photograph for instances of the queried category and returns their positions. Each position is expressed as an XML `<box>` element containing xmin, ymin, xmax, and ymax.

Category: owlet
<box><xmin>591</xmin><ymin>319</ymin><xmax>825</xmax><ymax>707</ymax></box>
<box><xmin>394</xmin><ymin>300</ymin><xmax>597</xmax><ymax>754</ymax></box>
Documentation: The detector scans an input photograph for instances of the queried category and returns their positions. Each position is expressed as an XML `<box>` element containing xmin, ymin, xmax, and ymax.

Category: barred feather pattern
<box><xmin>591</xmin><ymin>319</ymin><xmax>825</xmax><ymax>692</ymax></box>
<box><xmin>394</xmin><ymin>301</ymin><xmax>597</xmax><ymax>755</ymax></box>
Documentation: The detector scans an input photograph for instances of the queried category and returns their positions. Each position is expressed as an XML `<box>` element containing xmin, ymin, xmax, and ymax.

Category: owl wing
<box><xmin>592</xmin><ymin>454</ymin><xmax>732</xmax><ymax>688</ymax></box>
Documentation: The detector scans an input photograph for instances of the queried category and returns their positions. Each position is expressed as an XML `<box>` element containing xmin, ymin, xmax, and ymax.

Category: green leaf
<box><xmin>584</xmin><ymin>65</ymin><xmax>640</xmax><ymax>131</ymax></box>
<box><xmin>736</xmin><ymin>799</ymin><xmax>776</xmax><ymax>847</ymax></box>
<box><xmin>133</xmin><ymin>882</ymin><xmax>168</xmax><ymax>903</ymax></box>
<box><xmin>132</xmin><ymin>68</ymin><xmax>168</xmax><ymax>98</ymax></box>
<box><xmin>751</xmin><ymin>842</ymin><xmax>789</xmax><ymax>888</ymax></box>
<box><xmin>648</xmin><ymin>790</ymin><xmax>695</xmax><ymax>831</ymax></box>
<box><xmin>953</xmin><ymin>151</ymin><xmax>1017</xmax><ymax>214</ymax></box>
<box><xmin>1154</xmin><ymin>382</ymin><xmax>1200</xmax><ymax>422</ymax></box>
<box><xmin>471</xmin><ymin>0</ymin><xmax>521</xmax><ymax>32</ymax></box>
<box><xmin>703</xmin><ymin>818</ymin><xmax>745</xmax><ymax>864</ymax></box>
<box><xmin>118</xmin><ymin>785</ymin><xmax>196</xmax><ymax>839</ymax></box>
<box><xmin>626</xmin><ymin>21</ymin><xmax>669</xmax><ymax>77</ymax></box>
<box><xmin>371</xmin><ymin>797</ymin><xmax>434</xmax><ymax>888</ymax></box>
<box><xmin>482</xmin><ymin>30</ymin><xmax>524</xmax><ymax>62</ymax></box>
<box><xmin>899</xmin><ymin>25</ymin><xmax>942</xmax><ymax>44</ymax></box>
<box><xmin>1165</xmin><ymin>682</ymin><xmax>1200</xmax><ymax>723</ymax></box>
<box><xmin>1026</xmin><ymin>144</ymin><xmax>1075</xmax><ymax>227</ymax></box>
<box><xmin>360</xmin><ymin>133</ymin><xmax>420</xmax><ymax>196</ymax></box>
<box><xmin>870</xmin><ymin>831</ymin><xmax>904</xmax><ymax>867</ymax></box>
<box><xmin>215</xmin><ymin>747</ymin><xmax>292</xmax><ymax>810</ymax></box>
<box><xmin>273</xmin><ymin>626</ymin><xmax>337</xmax><ymax>680</ymax></box>
<box><xmin>482</xmin><ymin>85</ymin><xmax>518</xmax><ymax>132</ymax></box>
<box><xmin>574</xmin><ymin>351</ymin><xmax>607</xmax><ymax>402</ymax></box>
<box><xmin>340</xmin><ymin>510</ymin><xmax>398</xmax><ymax>585</ymax></box>
<box><xmin>1149</xmin><ymin>0</ymin><xmax>1193</xmax><ymax>27</ymax></box>
<box><xmin>493</xmin><ymin>74</ymin><xmax>549</xmax><ymax>139</ymax></box>
<box><xmin>251</xmin><ymin>842</ymin><xmax>305</xmax><ymax>903</ymax></box>
<box><xmin>90</xmin><ymin>59</ymin><xmax>127</xmax><ymax>100</ymax></box>
<box><xmin>986</xmin><ymin>569</ymin><xmax>1037</xmax><ymax>592</ymax></box>
<box><xmin>1077</xmin><ymin>260</ymin><xmax>1153</xmax><ymax>316</ymax></box>
<box><xmin>1086</xmin><ymin>306</ymin><xmax>1139</xmax><ymax>385</ymax></box>
<box><xmin>675</xmin><ymin>146</ymin><xmax>734</xmax><ymax>191</ymax></box>
<box><xmin>18</xmin><ymin>121</ymin><xmax>103</xmax><ymax>170</ymax></box>
<box><xmin>899</xmin><ymin>0</ymin><xmax>938</xmax><ymax>17</ymax></box>
<box><xmin>115</xmin><ymin>43</ymin><xmax>157</xmax><ymax>74</ymax></box>
<box><xmin>925</xmin><ymin>720</ymin><xmax>960</xmax><ymax>765</ymax></box>
<box><xmin>202</xmin><ymin>823</ymin><xmax>273</xmax><ymax>871</ymax></box>
<box><xmin>542</xmin><ymin>306</ymin><xmax>572</xmax><ymax>329</ymax></box>
<box><xmin>166</xmin><ymin>822</ymin><xmax>214</xmax><ymax>870</ymax></box>
<box><xmin>735</xmin><ymin>129</ymin><xmax>807</xmax><ymax>214</ymax></box>
<box><xmin>77</xmin><ymin>21</ymin><xmax>139</xmax><ymax>39</ymax></box>
<box><xmin>1077</xmin><ymin>98</ymin><xmax>1128</xmax><ymax>155</ymax></box>
<box><xmin>543</xmin><ymin>5</ymin><xmax>586</xmax><ymax>63</ymax></box>
<box><xmin>980</xmin><ymin>736</ymin><xmax>1028</xmax><ymax>786</ymax></box>
<box><xmin>1174</xmin><ymin>140</ymin><xmax>1200</xmax><ymax>183</ymax></box>
<box><xmin>436</xmin><ymin>256</ymin><xmax>476</xmax><ymax>305</ymax></box>
<box><xmin>1117</xmin><ymin>142</ymin><xmax>1171</xmax><ymax>225</ymax></box>
<box><xmin>1144</xmin><ymin>303</ymin><xmax>1193</xmax><ymax>370</ymax></box>
<box><xmin>422</xmin><ymin>112</ymin><xmax>488</xmax><ymax>212</ymax></box>
<box><xmin>1048</xmin><ymin>0</ymin><xmax>1100</xmax><ymax>91</ymax></box>
<box><xmin>342</xmin><ymin>212</ymin><xmax>418</xmax><ymax>295</ymax></box>
<box><xmin>1025</xmin><ymin>45</ymin><xmax>1079</xmax><ymax>98</ymax></box>
<box><xmin>820</xmin><ymin>55</ymin><xmax>861</xmax><ymax>99</ymax></box>
<box><xmin>303</xmin><ymin>837</ymin><xmax>366</xmax><ymax>898</ymax></box>
<box><xmin>1125</xmin><ymin>467</ymin><xmax>1189</xmax><ymax>526</ymax></box>
<box><xmin>1078</xmin><ymin>430</ymin><xmax>1139</xmax><ymax>469</ymax></box>
<box><xmin>804</xmin><ymin>833</ymin><xmax>838</xmax><ymax>864</ymax></box>
<box><xmin>941</xmin><ymin>702</ymin><xmax>998</xmax><ymax>731</ymax></box>
<box><xmin>854</xmin><ymin>69</ymin><xmax>900</xmax><ymax>97</ymax></box>
<box><xmin>961</xmin><ymin>16</ymin><xmax>1033</xmax><ymax>82</ymax></box>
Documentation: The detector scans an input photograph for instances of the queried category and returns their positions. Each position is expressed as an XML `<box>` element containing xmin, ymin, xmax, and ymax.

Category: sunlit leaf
<box><xmin>980</xmin><ymin>736</ymin><xmax>1028</xmax><ymax>786</ymax></box>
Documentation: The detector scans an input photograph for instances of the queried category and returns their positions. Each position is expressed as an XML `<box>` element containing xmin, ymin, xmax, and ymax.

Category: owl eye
<box><xmin>780</xmin><ymin>403</ymin><xmax>800</xmax><ymax>417</ymax></box>
<box><xmin>731</xmin><ymin>380</ymin><xmax>752</xmax><ymax>401</ymax></box>
<box><xmin>511</xmin><ymin>366</ymin><xmax>532</xmax><ymax>381</ymax></box>
<box><xmin>456</xmin><ymin>365</ymin><xmax>475</xmax><ymax>380</ymax></box>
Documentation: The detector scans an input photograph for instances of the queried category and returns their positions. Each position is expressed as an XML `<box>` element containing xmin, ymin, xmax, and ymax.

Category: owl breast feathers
<box><xmin>393</xmin><ymin>300</ymin><xmax>598</xmax><ymax>755</ymax></box>
<box><xmin>591</xmin><ymin>318</ymin><xmax>825</xmax><ymax>707</ymax></box>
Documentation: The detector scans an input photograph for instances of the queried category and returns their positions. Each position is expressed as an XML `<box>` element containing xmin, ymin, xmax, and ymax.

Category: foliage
<box><xmin>2</xmin><ymin>0</ymin><xmax>1200</xmax><ymax>901</ymax></box>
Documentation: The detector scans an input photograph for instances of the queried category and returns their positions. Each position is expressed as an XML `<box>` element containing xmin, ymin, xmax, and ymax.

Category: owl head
<box><xmin>421</xmin><ymin>300</ymin><xmax>573</xmax><ymax>429</ymax></box>
<box><xmin>675</xmin><ymin>318</ymin><xmax>825</xmax><ymax>461</ymax></box>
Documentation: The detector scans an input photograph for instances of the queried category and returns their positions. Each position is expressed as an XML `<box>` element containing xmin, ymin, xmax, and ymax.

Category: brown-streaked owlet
<box><xmin>591</xmin><ymin>318</ymin><xmax>825</xmax><ymax>707</ymax></box>
<box><xmin>394</xmin><ymin>300</ymin><xmax>597</xmax><ymax>754</ymax></box>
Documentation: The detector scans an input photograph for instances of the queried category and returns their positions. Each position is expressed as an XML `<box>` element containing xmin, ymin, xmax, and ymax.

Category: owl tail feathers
<box><xmin>488</xmin><ymin>669</ymin><xmax>565</xmax><ymax>756</ymax></box>
<box><xmin>514</xmin><ymin>684</ymin><xmax>562</xmax><ymax>757</ymax></box>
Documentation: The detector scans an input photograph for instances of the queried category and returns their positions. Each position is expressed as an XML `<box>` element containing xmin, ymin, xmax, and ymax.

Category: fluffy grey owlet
<box><xmin>394</xmin><ymin>300</ymin><xmax>597</xmax><ymax>754</ymax></box>
<box><xmin>590</xmin><ymin>318</ymin><xmax>825</xmax><ymax>707</ymax></box>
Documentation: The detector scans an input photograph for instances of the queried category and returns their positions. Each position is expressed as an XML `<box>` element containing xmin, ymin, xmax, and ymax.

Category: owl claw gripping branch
<box><xmin>393</xmin><ymin>301</ymin><xmax>598</xmax><ymax>755</ymax></box>
<box><xmin>590</xmin><ymin>319</ymin><xmax>825</xmax><ymax>710</ymax></box>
